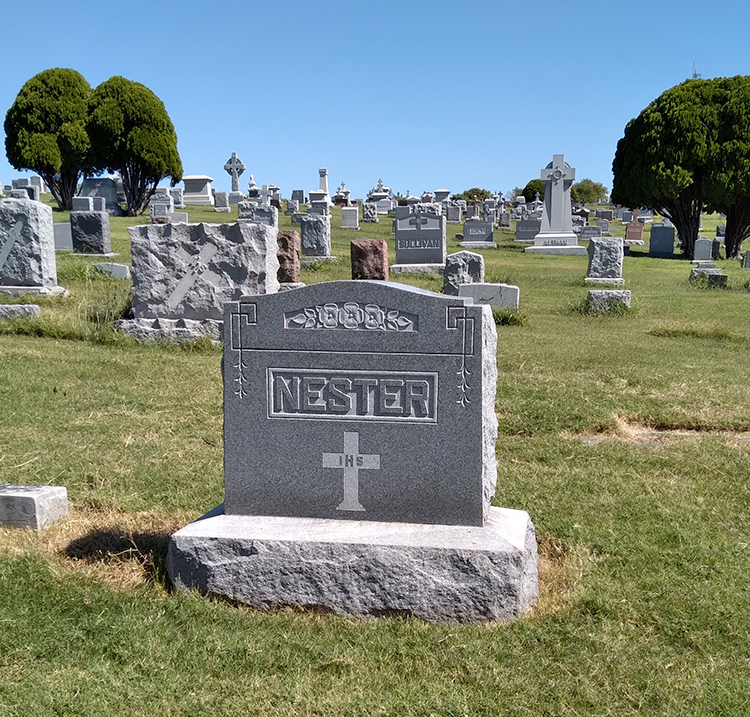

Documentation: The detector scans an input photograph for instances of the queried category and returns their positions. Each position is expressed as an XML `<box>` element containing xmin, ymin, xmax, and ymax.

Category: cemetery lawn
<box><xmin>1</xmin><ymin>203</ymin><xmax>749</xmax><ymax>716</ymax></box>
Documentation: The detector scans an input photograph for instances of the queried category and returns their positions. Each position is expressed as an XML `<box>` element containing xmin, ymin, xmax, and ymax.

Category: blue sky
<box><xmin>1</xmin><ymin>0</ymin><xmax>747</xmax><ymax>199</ymax></box>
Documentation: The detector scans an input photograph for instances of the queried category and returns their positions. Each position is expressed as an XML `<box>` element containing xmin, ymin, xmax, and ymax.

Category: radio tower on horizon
<box><xmin>692</xmin><ymin>61</ymin><xmax>701</xmax><ymax>80</ymax></box>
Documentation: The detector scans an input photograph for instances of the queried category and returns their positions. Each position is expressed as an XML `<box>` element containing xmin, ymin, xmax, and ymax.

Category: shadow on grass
<box><xmin>62</xmin><ymin>528</ymin><xmax>173</xmax><ymax>589</ymax></box>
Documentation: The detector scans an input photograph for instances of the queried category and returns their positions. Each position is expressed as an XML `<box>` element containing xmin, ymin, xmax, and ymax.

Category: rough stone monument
<box><xmin>167</xmin><ymin>281</ymin><xmax>539</xmax><ymax>623</ymax></box>
<box><xmin>299</xmin><ymin>214</ymin><xmax>334</xmax><ymax>264</ymax></box>
<box><xmin>351</xmin><ymin>239</ymin><xmax>388</xmax><ymax>280</ymax></box>
<box><xmin>444</xmin><ymin>251</ymin><xmax>485</xmax><ymax>295</ymax></box>
<box><xmin>71</xmin><ymin>210</ymin><xmax>114</xmax><ymax>255</ymax></box>
<box><xmin>0</xmin><ymin>197</ymin><xmax>66</xmax><ymax>296</ymax></box>
<box><xmin>585</xmin><ymin>237</ymin><xmax>624</xmax><ymax>286</ymax></box>
<box><xmin>117</xmin><ymin>221</ymin><xmax>279</xmax><ymax>342</ymax></box>
<box><xmin>525</xmin><ymin>154</ymin><xmax>585</xmax><ymax>255</ymax></box>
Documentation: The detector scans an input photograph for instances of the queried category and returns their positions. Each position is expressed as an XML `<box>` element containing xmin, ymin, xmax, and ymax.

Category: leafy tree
<box><xmin>4</xmin><ymin>68</ymin><xmax>92</xmax><ymax>210</ymax></box>
<box><xmin>87</xmin><ymin>76</ymin><xmax>182</xmax><ymax>215</ymax></box>
<box><xmin>571</xmin><ymin>179</ymin><xmax>608</xmax><ymax>205</ymax></box>
<box><xmin>521</xmin><ymin>179</ymin><xmax>544</xmax><ymax>202</ymax></box>
<box><xmin>612</xmin><ymin>79</ymin><xmax>719</xmax><ymax>259</ymax></box>
<box><xmin>451</xmin><ymin>187</ymin><xmax>493</xmax><ymax>203</ymax></box>
<box><xmin>702</xmin><ymin>76</ymin><xmax>750</xmax><ymax>258</ymax></box>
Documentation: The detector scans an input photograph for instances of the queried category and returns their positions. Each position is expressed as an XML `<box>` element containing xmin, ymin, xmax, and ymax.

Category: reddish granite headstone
<box><xmin>351</xmin><ymin>239</ymin><xmax>389</xmax><ymax>280</ymax></box>
<box><xmin>625</xmin><ymin>208</ymin><xmax>644</xmax><ymax>242</ymax></box>
<box><xmin>277</xmin><ymin>230</ymin><xmax>301</xmax><ymax>283</ymax></box>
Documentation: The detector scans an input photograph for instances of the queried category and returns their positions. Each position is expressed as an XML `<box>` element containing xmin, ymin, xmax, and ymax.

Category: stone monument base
<box><xmin>524</xmin><ymin>245</ymin><xmax>587</xmax><ymax>255</ymax></box>
<box><xmin>278</xmin><ymin>282</ymin><xmax>306</xmax><ymax>292</ymax></box>
<box><xmin>214</xmin><ymin>207</ymin><xmax>231</xmax><ymax>214</ymax></box>
<box><xmin>116</xmin><ymin>318</ymin><xmax>222</xmax><ymax>343</ymax></box>
<box><xmin>0</xmin><ymin>285</ymin><xmax>68</xmax><ymax>297</ymax></box>
<box><xmin>584</xmin><ymin>277</ymin><xmax>625</xmax><ymax>286</ymax></box>
<box><xmin>0</xmin><ymin>484</ymin><xmax>68</xmax><ymax>529</ymax></box>
<box><xmin>459</xmin><ymin>241</ymin><xmax>498</xmax><ymax>250</ymax></box>
<box><xmin>167</xmin><ymin>505</ymin><xmax>538</xmax><ymax>624</ymax></box>
<box><xmin>389</xmin><ymin>263</ymin><xmax>444</xmax><ymax>276</ymax></box>
<box><xmin>0</xmin><ymin>304</ymin><xmax>41</xmax><ymax>319</ymax></box>
<box><xmin>71</xmin><ymin>252</ymin><xmax>118</xmax><ymax>258</ymax></box>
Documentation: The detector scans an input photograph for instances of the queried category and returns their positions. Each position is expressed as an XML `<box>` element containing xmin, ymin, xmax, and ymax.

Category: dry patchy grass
<box><xmin>0</xmin><ymin>504</ymin><xmax>192</xmax><ymax>591</ymax></box>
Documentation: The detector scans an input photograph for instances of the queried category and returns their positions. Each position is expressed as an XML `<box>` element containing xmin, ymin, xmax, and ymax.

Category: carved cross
<box><xmin>322</xmin><ymin>431</ymin><xmax>381</xmax><ymax>512</ymax></box>
<box><xmin>224</xmin><ymin>152</ymin><xmax>246</xmax><ymax>193</ymax></box>
<box><xmin>0</xmin><ymin>220</ymin><xmax>24</xmax><ymax>272</ymax></box>
<box><xmin>409</xmin><ymin>212</ymin><xmax>429</xmax><ymax>238</ymax></box>
<box><xmin>167</xmin><ymin>243</ymin><xmax>218</xmax><ymax>310</ymax></box>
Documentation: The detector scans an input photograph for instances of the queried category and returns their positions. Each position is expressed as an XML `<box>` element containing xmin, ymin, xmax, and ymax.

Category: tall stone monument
<box><xmin>167</xmin><ymin>281</ymin><xmax>539</xmax><ymax>623</ymax></box>
<box><xmin>525</xmin><ymin>154</ymin><xmax>586</xmax><ymax>255</ymax></box>
<box><xmin>224</xmin><ymin>152</ymin><xmax>246</xmax><ymax>205</ymax></box>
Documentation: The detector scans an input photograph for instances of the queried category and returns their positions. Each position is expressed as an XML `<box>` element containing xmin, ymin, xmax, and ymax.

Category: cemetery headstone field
<box><xmin>1</xmin><ymin>200</ymin><xmax>749</xmax><ymax>715</ymax></box>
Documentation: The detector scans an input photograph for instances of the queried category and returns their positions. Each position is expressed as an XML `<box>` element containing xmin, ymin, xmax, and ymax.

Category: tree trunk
<box><xmin>724</xmin><ymin>199</ymin><xmax>750</xmax><ymax>259</ymax></box>
<box><xmin>40</xmin><ymin>170</ymin><xmax>80</xmax><ymax>211</ymax></box>
<box><xmin>121</xmin><ymin>161</ymin><xmax>158</xmax><ymax>216</ymax></box>
<box><xmin>661</xmin><ymin>179</ymin><xmax>703</xmax><ymax>259</ymax></box>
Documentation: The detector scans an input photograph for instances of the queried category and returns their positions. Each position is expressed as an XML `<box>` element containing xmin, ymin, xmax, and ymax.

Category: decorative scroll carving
<box><xmin>284</xmin><ymin>302</ymin><xmax>417</xmax><ymax>332</ymax></box>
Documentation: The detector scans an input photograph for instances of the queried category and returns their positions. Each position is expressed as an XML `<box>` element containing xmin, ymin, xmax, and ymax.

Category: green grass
<box><xmin>0</xmin><ymin>204</ymin><xmax>749</xmax><ymax>715</ymax></box>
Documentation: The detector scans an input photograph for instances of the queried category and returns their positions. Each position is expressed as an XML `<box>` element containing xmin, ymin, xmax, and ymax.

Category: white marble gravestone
<box><xmin>167</xmin><ymin>281</ymin><xmax>538</xmax><ymax>623</ymax></box>
<box><xmin>525</xmin><ymin>154</ymin><xmax>586</xmax><ymax>255</ymax></box>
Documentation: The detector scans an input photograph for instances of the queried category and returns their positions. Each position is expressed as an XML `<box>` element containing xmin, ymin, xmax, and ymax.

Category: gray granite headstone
<box><xmin>515</xmin><ymin>219</ymin><xmax>541</xmax><ymax>242</ymax></box>
<box><xmin>444</xmin><ymin>250</ymin><xmax>485</xmax><ymax>295</ymax></box>
<box><xmin>362</xmin><ymin>203</ymin><xmax>378</xmax><ymax>223</ymax></box>
<box><xmin>71</xmin><ymin>211</ymin><xmax>113</xmax><ymax>254</ymax></box>
<box><xmin>0</xmin><ymin>484</ymin><xmax>68</xmax><ymax>529</ymax></box>
<box><xmin>446</xmin><ymin>204</ymin><xmax>462</xmax><ymax>223</ymax></box>
<box><xmin>71</xmin><ymin>196</ymin><xmax>94</xmax><ymax>212</ymax></box>
<box><xmin>458</xmin><ymin>282</ymin><xmax>519</xmax><ymax>310</ymax></box>
<box><xmin>393</xmin><ymin>208</ymin><xmax>446</xmax><ymax>265</ymax></box>
<box><xmin>291</xmin><ymin>189</ymin><xmax>305</xmax><ymax>204</ymax></box>
<box><xmin>580</xmin><ymin>225</ymin><xmax>603</xmax><ymax>240</ymax></box>
<box><xmin>693</xmin><ymin>237</ymin><xmax>712</xmax><ymax>262</ymax></box>
<box><xmin>649</xmin><ymin>225</ymin><xmax>675</xmax><ymax>257</ymax></box>
<box><xmin>597</xmin><ymin>218</ymin><xmax>610</xmax><ymax>233</ymax></box>
<box><xmin>0</xmin><ymin>198</ymin><xmax>64</xmax><ymax>295</ymax></box>
<box><xmin>341</xmin><ymin>206</ymin><xmax>359</xmax><ymax>230</ymax></box>
<box><xmin>223</xmin><ymin>281</ymin><xmax>498</xmax><ymax>526</ymax></box>
<box><xmin>299</xmin><ymin>215</ymin><xmax>332</xmax><ymax>257</ymax></box>
<box><xmin>238</xmin><ymin>203</ymin><xmax>278</xmax><ymax>227</ymax></box>
<box><xmin>53</xmin><ymin>222</ymin><xmax>73</xmax><ymax>251</ymax></box>
<box><xmin>79</xmin><ymin>178</ymin><xmax>122</xmax><ymax>215</ymax></box>
<box><xmin>167</xmin><ymin>281</ymin><xmax>538</xmax><ymax>623</ymax></box>
<box><xmin>460</xmin><ymin>218</ymin><xmax>494</xmax><ymax>247</ymax></box>
<box><xmin>585</xmin><ymin>237</ymin><xmax>624</xmax><ymax>285</ymax></box>
<box><xmin>214</xmin><ymin>191</ymin><xmax>231</xmax><ymax>213</ymax></box>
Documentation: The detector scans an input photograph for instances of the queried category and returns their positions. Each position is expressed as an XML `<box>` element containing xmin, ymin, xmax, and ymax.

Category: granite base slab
<box><xmin>524</xmin><ymin>246</ymin><xmax>587</xmax><ymax>255</ymax></box>
<box><xmin>278</xmin><ymin>282</ymin><xmax>306</xmax><ymax>292</ymax></box>
<box><xmin>584</xmin><ymin>277</ymin><xmax>625</xmax><ymax>286</ymax></box>
<box><xmin>0</xmin><ymin>484</ymin><xmax>68</xmax><ymax>529</ymax></box>
<box><xmin>0</xmin><ymin>304</ymin><xmax>41</xmax><ymax>319</ymax></box>
<box><xmin>0</xmin><ymin>285</ymin><xmax>68</xmax><ymax>297</ymax></box>
<box><xmin>71</xmin><ymin>252</ymin><xmax>118</xmax><ymax>258</ymax></box>
<box><xmin>116</xmin><ymin>318</ymin><xmax>222</xmax><ymax>343</ymax></box>
<box><xmin>167</xmin><ymin>506</ymin><xmax>539</xmax><ymax>624</ymax></box>
<box><xmin>459</xmin><ymin>241</ymin><xmax>498</xmax><ymax>250</ymax></box>
<box><xmin>389</xmin><ymin>263</ymin><xmax>444</xmax><ymax>276</ymax></box>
